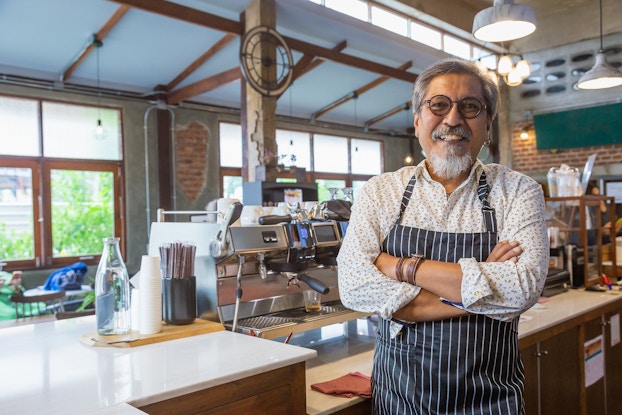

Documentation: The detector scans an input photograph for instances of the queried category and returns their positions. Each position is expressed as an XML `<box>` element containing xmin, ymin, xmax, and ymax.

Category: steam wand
<box><xmin>231</xmin><ymin>255</ymin><xmax>245</xmax><ymax>332</ymax></box>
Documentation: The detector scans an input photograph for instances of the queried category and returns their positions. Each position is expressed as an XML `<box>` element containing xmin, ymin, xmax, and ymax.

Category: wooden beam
<box><xmin>292</xmin><ymin>40</ymin><xmax>347</xmax><ymax>82</ymax></box>
<box><xmin>166</xmin><ymin>33</ymin><xmax>236</xmax><ymax>91</ymax></box>
<box><xmin>364</xmin><ymin>101</ymin><xmax>411</xmax><ymax>130</ymax></box>
<box><xmin>284</xmin><ymin>36</ymin><xmax>418</xmax><ymax>83</ymax></box>
<box><xmin>167</xmin><ymin>67</ymin><xmax>242</xmax><ymax>104</ymax></box>
<box><xmin>109</xmin><ymin>0</ymin><xmax>242</xmax><ymax>34</ymax></box>
<box><xmin>312</xmin><ymin>61</ymin><xmax>412</xmax><ymax>120</ymax></box>
<box><xmin>61</xmin><ymin>5</ymin><xmax>129</xmax><ymax>81</ymax></box>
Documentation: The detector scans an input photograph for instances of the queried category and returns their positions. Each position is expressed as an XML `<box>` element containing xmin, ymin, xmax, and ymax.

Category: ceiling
<box><xmin>0</xmin><ymin>0</ymin><xmax>619</xmax><ymax>136</ymax></box>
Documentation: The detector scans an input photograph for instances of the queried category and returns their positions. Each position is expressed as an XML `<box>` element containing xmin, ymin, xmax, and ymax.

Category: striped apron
<box><xmin>373</xmin><ymin>172</ymin><xmax>524</xmax><ymax>415</ymax></box>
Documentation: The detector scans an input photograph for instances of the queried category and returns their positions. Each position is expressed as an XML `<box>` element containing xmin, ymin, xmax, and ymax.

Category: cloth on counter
<box><xmin>310</xmin><ymin>371</ymin><xmax>371</xmax><ymax>398</ymax></box>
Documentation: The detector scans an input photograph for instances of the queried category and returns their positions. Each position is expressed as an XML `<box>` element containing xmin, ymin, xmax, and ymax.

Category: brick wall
<box><xmin>511</xmin><ymin>121</ymin><xmax>622</xmax><ymax>178</ymax></box>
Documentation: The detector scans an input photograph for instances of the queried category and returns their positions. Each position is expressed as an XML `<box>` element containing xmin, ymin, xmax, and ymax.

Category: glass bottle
<box><xmin>341</xmin><ymin>187</ymin><xmax>354</xmax><ymax>203</ymax></box>
<box><xmin>95</xmin><ymin>237</ymin><xmax>131</xmax><ymax>335</ymax></box>
<box><xmin>328</xmin><ymin>188</ymin><xmax>340</xmax><ymax>200</ymax></box>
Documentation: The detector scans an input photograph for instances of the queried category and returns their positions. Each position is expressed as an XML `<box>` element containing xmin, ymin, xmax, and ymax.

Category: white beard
<box><xmin>427</xmin><ymin>147</ymin><xmax>473</xmax><ymax>180</ymax></box>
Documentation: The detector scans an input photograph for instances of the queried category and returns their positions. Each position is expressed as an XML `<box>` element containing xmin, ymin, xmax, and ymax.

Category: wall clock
<box><xmin>239</xmin><ymin>26</ymin><xmax>293</xmax><ymax>97</ymax></box>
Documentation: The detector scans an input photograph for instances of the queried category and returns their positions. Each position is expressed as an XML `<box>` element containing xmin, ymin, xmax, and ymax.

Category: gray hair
<box><xmin>412</xmin><ymin>58</ymin><xmax>499</xmax><ymax>121</ymax></box>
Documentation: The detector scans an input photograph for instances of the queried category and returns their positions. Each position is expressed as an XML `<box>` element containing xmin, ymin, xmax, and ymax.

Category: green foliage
<box><xmin>51</xmin><ymin>170</ymin><xmax>114</xmax><ymax>256</ymax></box>
<box><xmin>0</xmin><ymin>222</ymin><xmax>34</xmax><ymax>260</ymax></box>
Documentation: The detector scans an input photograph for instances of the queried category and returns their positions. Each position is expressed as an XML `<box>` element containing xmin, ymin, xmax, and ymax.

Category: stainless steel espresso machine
<box><xmin>148</xmin><ymin>203</ymin><xmax>368</xmax><ymax>339</ymax></box>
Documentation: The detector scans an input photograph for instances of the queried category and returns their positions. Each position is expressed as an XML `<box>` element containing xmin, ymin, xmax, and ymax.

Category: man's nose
<box><xmin>443</xmin><ymin>104</ymin><xmax>464</xmax><ymax>125</ymax></box>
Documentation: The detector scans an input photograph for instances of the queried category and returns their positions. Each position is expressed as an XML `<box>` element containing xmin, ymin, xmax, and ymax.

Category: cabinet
<box><xmin>138</xmin><ymin>363</ymin><xmax>306</xmax><ymax>415</ymax></box>
<box><xmin>544</xmin><ymin>196</ymin><xmax>617</xmax><ymax>289</ymax></box>
<box><xmin>520</xmin><ymin>298</ymin><xmax>622</xmax><ymax>415</ymax></box>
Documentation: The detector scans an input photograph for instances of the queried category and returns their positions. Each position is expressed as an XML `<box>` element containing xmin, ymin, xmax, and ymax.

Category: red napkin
<box><xmin>310</xmin><ymin>371</ymin><xmax>371</xmax><ymax>398</ymax></box>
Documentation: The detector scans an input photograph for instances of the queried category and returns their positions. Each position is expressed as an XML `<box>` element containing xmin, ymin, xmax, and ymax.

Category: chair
<box><xmin>55</xmin><ymin>309</ymin><xmax>95</xmax><ymax>320</ymax></box>
<box><xmin>10</xmin><ymin>290</ymin><xmax>66</xmax><ymax>319</ymax></box>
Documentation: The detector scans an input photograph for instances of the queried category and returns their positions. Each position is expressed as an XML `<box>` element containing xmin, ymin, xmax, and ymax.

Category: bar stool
<box><xmin>10</xmin><ymin>290</ymin><xmax>66</xmax><ymax>319</ymax></box>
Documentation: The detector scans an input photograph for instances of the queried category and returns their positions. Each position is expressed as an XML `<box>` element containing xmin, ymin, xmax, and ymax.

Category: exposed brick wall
<box><xmin>511</xmin><ymin>121</ymin><xmax>622</xmax><ymax>177</ymax></box>
<box><xmin>176</xmin><ymin>121</ymin><xmax>209</xmax><ymax>203</ymax></box>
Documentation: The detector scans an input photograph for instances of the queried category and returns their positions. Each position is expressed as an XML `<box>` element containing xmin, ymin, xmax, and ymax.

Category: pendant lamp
<box><xmin>472</xmin><ymin>0</ymin><xmax>536</xmax><ymax>43</ymax></box>
<box><xmin>577</xmin><ymin>0</ymin><xmax>622</xmax><ymax>90</ymax></box>
<box><xmin>94</xmin><ymin>37</ymin><xmax>105</xmax><ymax>137</ymax></box>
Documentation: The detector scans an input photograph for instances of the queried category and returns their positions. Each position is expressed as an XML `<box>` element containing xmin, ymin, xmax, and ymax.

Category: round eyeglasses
<box><xmin>422</xmin><ymin>95</ymin><xmax>487</xmax><ymax>119</ymax></box>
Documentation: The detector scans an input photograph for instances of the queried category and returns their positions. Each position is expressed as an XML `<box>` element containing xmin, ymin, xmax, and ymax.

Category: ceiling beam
<box><xmin>109</xmin><ymin>0</ymin><xmax>242</xmax><ymax>34</ymax></box>
<box><xmin>166</xmin><ymin>33</ymin><xmax>237</xmax><ymax>91</ymax></box>
<box><xmin>292</xmin><ymin>40</ymin><xmax>347</xmax><ymax>82</ymax></box>
<box><xmin>284</xmin><ymin>36</ymin><xmax>418</xmax><ymax>83</ymax></box>
<box><xmin>61</xmin><ymin>5</ymin><xmax>130</xmax><ymax>82</ymax></box>
<box><xmin>167</xmin><ymin>67</ymin><xmax>241</xmax><ymax>104</ymax></box>
<box><xmin>364</xmin><ymin>101</ymin><xmax>411</xmax><ymax>130</ymax></box>
<box><xmin>312</xmin><ymin>60</ymin><xmax>413</xmax><ymax>121</ymax></box>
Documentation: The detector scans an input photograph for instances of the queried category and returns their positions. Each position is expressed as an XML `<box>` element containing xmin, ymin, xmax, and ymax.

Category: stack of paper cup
<box><xmin>139</xmin><ymin>255</ymin><xmax>162</xmax><ymax>334</ymax></box>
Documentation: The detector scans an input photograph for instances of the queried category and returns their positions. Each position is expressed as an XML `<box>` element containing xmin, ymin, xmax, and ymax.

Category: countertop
<box><xmin>0</xmin><ymin>316</ymin><xmax>316</xmax><ymax>415</ymax></box>
<box><xmin>2</xmin><ymin>289</ymin><xmax>622</xmax><ymax>415</ymax></box>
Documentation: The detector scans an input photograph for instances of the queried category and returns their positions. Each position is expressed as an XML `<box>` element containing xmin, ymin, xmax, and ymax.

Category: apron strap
<box><xmin>396</xmin><ymin>171</ymin><xmax>497</xmax><ymax>233</ymax></box>
<box><xmin>477</xmin><ymin>172</ymin><xmax>497</xmax><ymax>233</ymax></box>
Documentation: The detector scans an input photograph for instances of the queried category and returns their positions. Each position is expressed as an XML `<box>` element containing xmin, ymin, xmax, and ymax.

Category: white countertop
<box><xmin>0</xmin><ymin>316</ymin><xmax>316</xmax><ymax>415</ymax></box>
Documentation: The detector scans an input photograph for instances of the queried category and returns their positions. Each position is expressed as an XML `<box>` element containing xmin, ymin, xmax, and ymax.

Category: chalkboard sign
<box><xmin>534</xmin><ymin>103</ymin><xmax>622</xmax><ymax>150</ymax></box>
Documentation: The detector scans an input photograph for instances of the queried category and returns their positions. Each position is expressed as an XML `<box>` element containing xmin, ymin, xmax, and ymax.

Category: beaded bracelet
<box><xmin>395</xmin><ymin>256</ymin><xmax>407</xmax><ymax>282</ymax></box>
<box><xmin>405</xmin><ymin>254</ymin><xmax>425</xmax><ymax>286</ymax></box>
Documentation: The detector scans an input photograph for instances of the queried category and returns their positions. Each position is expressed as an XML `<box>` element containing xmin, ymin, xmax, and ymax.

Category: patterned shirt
<box><xmin>337</xmin><ymin>159</ymin><xmax>549</xmax><ymax>336</ymax></box>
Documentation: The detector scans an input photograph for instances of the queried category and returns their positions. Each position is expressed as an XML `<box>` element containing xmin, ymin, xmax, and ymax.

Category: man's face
<box><xmin>414</xmin><ymin>74</ymin><xmax>492</xmax><ymax>180</ymax></box>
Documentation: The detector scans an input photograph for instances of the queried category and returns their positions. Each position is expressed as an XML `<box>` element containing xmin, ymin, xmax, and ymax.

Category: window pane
<box><xmin>371</xmin><ymin>6</ymin><xmax>407</xmax><ymax>36</ymax></box>
<box><xmin>276</xmin><ymin>129</ymin><xmax>310</xmax><ymax>169</ymax></box>
<box><xmin>51</xmin><ymin>169</ymin><xmax>114</xmax><ymax>257</ymax></box>
<box><xmin>315</xmin><ymin>179</ymin><xmax>346</xmax><ymax>203</ymax></box>
<box><xmin>352</xmin><ymin>180</ymin><xmax>368</xmax><ymax>203</ymax></box>
<box><xmin>220</xmin><ymin>123</ymin><xmax>242</xmax><ymax>167</ymax></box>
<box><xmin>0</xmin><ymin>167</ymin><xmax>34</xmax><ymax>260</ymax></box>
<box><xmin>223</xmin><ymin>175</ymin><xmax>243</xmax><ymax>199</ymax></box>
<box><xmin>0</xmin><ymin>96</ymin><xmax>40</xmax><ymax>156</ymax></box>
<box><xmin>351</xmin><ymin>139</ymin><xmax>381</xmax><ymax>175</ymax></box>
<box><xmin>42</xmin><ymin>102</ymin><xmax>122</xmax><ymax>160</ymax></box>
<box><xmin>313</xmin><ymin>134</ymin><xmax>348</xmax><ymax>173</ymax></box>
<box><xmin>443</xmin><ymin>34</ymin><xmax>471</xmax><ymax>60</ymax></box>
<box><xmin>325</xmin><ymin>0</ymin><xmax>367</xmax><ymax>21</ymax></box>
<box><xmin>410</xmin><ymin>21</ymin><xmax>441</xmax><ymax>50</ymax></box>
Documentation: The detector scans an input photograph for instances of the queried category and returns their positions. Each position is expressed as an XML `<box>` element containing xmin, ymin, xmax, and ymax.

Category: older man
<box><xmin>337</xmin><ymin>58</ymin><xmax>548</xmax><ymax>414</ymax></box>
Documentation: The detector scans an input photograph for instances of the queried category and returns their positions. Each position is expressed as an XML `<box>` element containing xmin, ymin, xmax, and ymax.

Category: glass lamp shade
<box><xmin>577</xmin><ymin>52</ymin><xmax>622</xmax><ymax>89</ymax></box>
<box><xmin>515</xmin><ymin>59</ymin><xmax>531</xmax><ymax>78</ymax></box>
<box><xmin>505</xmin><ymin>69</ymin><xmax>523</xmax><ymax>86</ymax></box>
<box><xmin>497</xmin><ymin>55</ymin><xmax>514</xmax><ymax>75</ymax></box>
<box><xmin>472</xmin><ymin>0</ymin><xmax>536</xmax><ymax>43</ymax></box>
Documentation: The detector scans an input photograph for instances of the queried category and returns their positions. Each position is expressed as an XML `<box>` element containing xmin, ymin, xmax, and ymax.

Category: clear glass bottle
<box><xmin>95</xmin><ymin>237</ymin><xmax>131</xmax><ymax>335</ymax></box>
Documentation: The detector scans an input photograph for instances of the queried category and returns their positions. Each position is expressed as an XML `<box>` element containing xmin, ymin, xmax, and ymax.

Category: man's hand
<box><xmin>486</xmin><ymin>240</ymin><xmax>522</xmax><ymax>263</ymax></box>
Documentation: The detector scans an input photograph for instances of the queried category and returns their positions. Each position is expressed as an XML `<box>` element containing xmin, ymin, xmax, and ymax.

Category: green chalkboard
<box><xmin>534</xmin><ymin>103</ymin><xmax>622</xmax><ymax>150</ymax></box>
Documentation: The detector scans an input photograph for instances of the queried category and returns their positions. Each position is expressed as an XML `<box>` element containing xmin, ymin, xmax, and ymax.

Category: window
<box><xmin>325</xmin><ymin>0</ymin><xmax>368</xmax><ymax>21</ymax></box>
<box><xmin>443</xmin><ymin>34</ymin><xmax>471</xmax><ymax>60</ymax></box>
<box><xmin>0</xmin><ymin>95</ymin><xmax>124</xmax><ymax>269</ymax></box>
<box><xmin>371</xmin><ymin>6</ymin><xmax>407</xmax><ymax>37</ymax></box>
<box><xmin>410</xmin><ymin>21</ymin><xmax>442</xmax><ymax>50</ymax></box>
<box><xmin>219</xmin><ymin>123</ymin><xmax>382</xmax><ymax>204</ymax></box>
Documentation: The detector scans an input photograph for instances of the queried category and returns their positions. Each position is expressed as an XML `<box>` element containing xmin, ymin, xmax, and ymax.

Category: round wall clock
<box><xmin>239</xmin><ymin>26</ymin><xmax>293</xmax><ymax>97</ymax></box>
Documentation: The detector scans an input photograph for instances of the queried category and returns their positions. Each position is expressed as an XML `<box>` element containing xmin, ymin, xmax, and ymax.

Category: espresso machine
<box><xmin>148</xmin><ymin>203</ymin><xmax>368</xmax><ymax>339</ymax></box>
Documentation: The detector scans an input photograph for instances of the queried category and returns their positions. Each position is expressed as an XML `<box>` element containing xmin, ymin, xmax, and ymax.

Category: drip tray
<box><xmin>225</xmin><ymin>301</ymin><xmax>369</xmax><ymax>339</ymax></box>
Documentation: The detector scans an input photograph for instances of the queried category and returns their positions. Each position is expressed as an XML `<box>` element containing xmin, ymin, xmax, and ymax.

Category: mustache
<box><xmin>432</xmin><ymin>126</ymin><xmax>472</xmax><ymax>141</ymax></box>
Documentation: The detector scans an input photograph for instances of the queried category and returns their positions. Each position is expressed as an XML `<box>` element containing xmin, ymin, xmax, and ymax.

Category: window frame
<box><xmin>0</xmin><ymin>94</ymin><xmax>125</xmax><ymax>271</ymax></box>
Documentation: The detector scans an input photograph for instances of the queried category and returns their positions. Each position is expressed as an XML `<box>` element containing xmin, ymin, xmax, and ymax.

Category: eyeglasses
<box><xmin>422</xmin><ymin>95</ymin><xmax>487</xmax><ymax>119</ymax></box>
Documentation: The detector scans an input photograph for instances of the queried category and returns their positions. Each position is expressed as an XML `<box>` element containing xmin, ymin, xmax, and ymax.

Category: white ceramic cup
<box><xmin>240</xmin><ymin>205</ymin><xmax>264</xmax><ymax>225</ymax></box>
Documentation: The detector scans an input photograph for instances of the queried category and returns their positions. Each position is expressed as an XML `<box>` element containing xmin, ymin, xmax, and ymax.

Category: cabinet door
<box><xmin>539</xmin><ymin>326</ymin><xmax>581</xmax><ymax>415</ymax></box>
<box><xmin>605</xmin><ymin>310</ymin><xmax>622</xmax><ymax>414</ymax></box>
<box><xmin>584</xmin><ymin>316</ymin><xmax>606</xmax><ymax>415</ymax></box>
<box><xmin>522</xmin><ymin>343</ymin><xmax>540</xmax><ymax>415</ymax></box>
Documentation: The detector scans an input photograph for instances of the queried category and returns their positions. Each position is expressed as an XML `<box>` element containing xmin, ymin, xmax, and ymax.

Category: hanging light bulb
<box><xmin>497</xmin><ymin>55</ymin><xmax>514</xmax><ymax>75</ymax></box>
<box><xmin>515</xmin><ymin>59</ymin><xmax>531</xmax><ymax>78</ymax></box>
<box><xmin>93</xmin><ymin>37</ymin><xmax>106</xmax><ymax>139</ymax></box>
<box><xmin>506</xmin><ymin>68</ymin><xmax>523</xmax><ymax>86</ymax></box>
<box><xmin>520</xmin><ymin>126</ymin><xmax>529</xmax><ymax>140</ymax></box>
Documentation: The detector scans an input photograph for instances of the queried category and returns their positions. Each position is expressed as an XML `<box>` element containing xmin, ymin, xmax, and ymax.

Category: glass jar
<box><xmin>95</xmin><ymin>237</ymin><xmax>131</xmax><ymax>335</ymax></box>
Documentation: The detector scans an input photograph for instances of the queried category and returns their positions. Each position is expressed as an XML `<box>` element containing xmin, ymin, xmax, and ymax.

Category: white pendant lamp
<box><xmin>472</xmin><ymin>0</ymin><xmax>536</xmax><ymax>43</ymax></box>
<box><xmin>577</xmin><ymin>0</ymin><xmax>622</xmax><ymax>90</ymax></box>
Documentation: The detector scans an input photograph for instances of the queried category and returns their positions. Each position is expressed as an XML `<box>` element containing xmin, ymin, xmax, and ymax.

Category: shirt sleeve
<box><xmin>337</xmin><ymin>175</ymin><xmax>421</xmax><ymax>321</ymax></box>
<box><xmin>458</xmin><ymin>174</ymin><xmax>549</xmax><ymax>320</ymax></box>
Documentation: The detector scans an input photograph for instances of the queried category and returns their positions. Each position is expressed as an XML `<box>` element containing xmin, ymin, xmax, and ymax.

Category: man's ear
<box><xmin>414</xmin><ymin>111</ymin><xmax>420</xmax><ymax>136</ymax></box>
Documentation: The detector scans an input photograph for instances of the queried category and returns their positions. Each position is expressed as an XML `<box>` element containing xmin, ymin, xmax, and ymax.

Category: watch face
<box><xmin>240</xmin><ymin>26</ymin><xmax>293</xmax><ymax>97</ymax></box>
